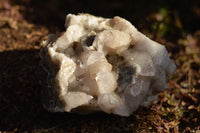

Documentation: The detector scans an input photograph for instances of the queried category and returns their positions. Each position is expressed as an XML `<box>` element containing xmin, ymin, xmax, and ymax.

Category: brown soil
<box><xmin>0</xmin><ymin>0</ymin><xmax>200</xmax><ymax>132</ymax></box>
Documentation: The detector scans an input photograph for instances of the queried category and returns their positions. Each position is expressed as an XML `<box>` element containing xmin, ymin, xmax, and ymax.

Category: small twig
<box><xmin>0</xmin><ymin>94</ymin><xmax>20</xmax><ymax>112</ymax></box>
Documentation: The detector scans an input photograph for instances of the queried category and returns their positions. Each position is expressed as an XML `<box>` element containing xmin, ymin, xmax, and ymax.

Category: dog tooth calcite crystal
<box><xmin>40</xmin><ymin>13</ymin><xmax>176</xmax><ymax>116</ymax></box>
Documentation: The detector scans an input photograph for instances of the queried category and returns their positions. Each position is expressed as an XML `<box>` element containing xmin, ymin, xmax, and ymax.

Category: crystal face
<box><xmin>40</xmin><ymin>13</ymin><xmax>176</xmax><ymax>116</ymax></box>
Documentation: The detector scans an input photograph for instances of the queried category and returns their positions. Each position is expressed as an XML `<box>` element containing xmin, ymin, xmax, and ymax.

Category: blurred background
<box><xmin>14</xmin><ymin>0</ymin><xmax>200</xmax><ymax>33</ymax></box>
<box><xmin>0</xmin><ymin>0</ymin><xmax>200</xmax><ymax>132</ymax></box>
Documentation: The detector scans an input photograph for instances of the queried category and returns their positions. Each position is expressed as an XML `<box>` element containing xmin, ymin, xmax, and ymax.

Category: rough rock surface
<box><xmin>40</xmin><ymin>13</ymin><xmax>176</xmax><ymax>116</ymax></box>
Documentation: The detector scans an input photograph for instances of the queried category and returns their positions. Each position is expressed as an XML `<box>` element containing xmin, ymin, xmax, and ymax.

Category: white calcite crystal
<box><xmin>40</xmin><ymin>13</ymin><xmax>176</xmax><ymax>116</ymax></box>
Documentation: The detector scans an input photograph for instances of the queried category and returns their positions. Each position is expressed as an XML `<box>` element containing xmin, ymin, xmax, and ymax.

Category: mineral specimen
<box><xmin>40</xmin><ymin>13</ymin><xmax>176</xmax><ymax>116</ymax></box>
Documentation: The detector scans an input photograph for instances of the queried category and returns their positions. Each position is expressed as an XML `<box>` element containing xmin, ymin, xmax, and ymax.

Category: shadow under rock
<box><xmin>0</xmin><ymin>49</ymin><xmax>139</xmax><ymax>132</ymax></box>
<box><xmin>0</xmin><ymin>49</ymin><xmax>43</xmax><ymax>131</ymax></box>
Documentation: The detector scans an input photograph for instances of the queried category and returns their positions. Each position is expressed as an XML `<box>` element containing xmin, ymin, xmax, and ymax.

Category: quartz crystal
<box><xmin>40</xmin><ymin>13</ymin><xmax>176</xmax><ymax>116</ymax></box>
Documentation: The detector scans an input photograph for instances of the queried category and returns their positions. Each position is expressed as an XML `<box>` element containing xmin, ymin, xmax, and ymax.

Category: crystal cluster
<box><xmin>40</xmin><ymin>14</ymin><xmax>176</xmax><ymax>116</ymax></box>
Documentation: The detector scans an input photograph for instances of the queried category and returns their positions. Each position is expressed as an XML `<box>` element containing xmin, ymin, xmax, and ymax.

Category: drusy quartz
<box><xmin>40</xmin><ymin>13</ymin><xmax>176</xmax><ymax>116</ymax></box>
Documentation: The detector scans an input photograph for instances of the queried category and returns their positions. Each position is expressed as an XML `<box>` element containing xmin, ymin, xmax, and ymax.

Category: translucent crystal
<box><xmin>40</xmin><ymin>13</ymin><xmax>176</xmax><ymax>116</ymax></box>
